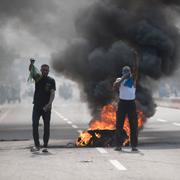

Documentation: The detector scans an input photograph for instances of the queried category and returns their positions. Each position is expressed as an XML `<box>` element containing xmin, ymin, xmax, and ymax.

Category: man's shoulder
<box><xmin>47</xmin><ymin>76</ymin><xmax>55</xmax><ymax>82</ymax></box>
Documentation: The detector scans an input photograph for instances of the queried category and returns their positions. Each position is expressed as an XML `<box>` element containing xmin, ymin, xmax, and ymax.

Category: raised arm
<box><xmin>113</xmin><ymin>78</ymin><xmax>122</xmax><ymax>92</ymax></box>
<box><xmin>113</xmin><ymin>74</ymin><xmax>129</xmax><ymax>92</ymax></box>
<box><xmin>29</xmin><ymin>59</ymin><xmax>35</xmax><ymax>71</ymax></box>
<box><xmin>28</xmin><ymin>59</ymin><xmax>42</xmax><ymax>82</ymax></box>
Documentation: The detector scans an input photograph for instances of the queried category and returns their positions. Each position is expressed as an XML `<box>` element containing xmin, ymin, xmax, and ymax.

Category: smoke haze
<box><xmin>0</xmin><ymin>0</ymin><xmax>93</xmax><ymax>81</ymax></box>
<box><xmin>0</xmin><ymin>0</ymin><xmax>180</xmax><ymax>117</ymax></box>
<box><xmin>52</xmin><ymin>0</ymin><xmax>180</xmax><ymax>117</ymax></box>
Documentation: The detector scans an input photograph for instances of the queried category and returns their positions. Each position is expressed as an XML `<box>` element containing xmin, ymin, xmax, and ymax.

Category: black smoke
<box><xmin>52</xmin><ymin>0</ymin><xmax>180</xmax><ymax>117</ymax></box>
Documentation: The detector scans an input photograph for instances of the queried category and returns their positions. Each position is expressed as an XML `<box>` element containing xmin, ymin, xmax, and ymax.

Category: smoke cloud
<box><xmin>0</xmin><ymin>33</ymin><xmax>19</xmax><ymax>82</ymax></box>
<box><xmin>52</xmin><ymin>0</ymin><xmax>180</xmax><ymax>117</ymax></box>
<box><xmin>0</xmin><ymin>0</ymin><xmax>92</xmax><ymax>82</ymax></box>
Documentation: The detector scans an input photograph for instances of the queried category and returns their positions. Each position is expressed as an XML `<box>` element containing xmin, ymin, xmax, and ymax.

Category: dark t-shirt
<box><xmin>33</xmin><ymin>76</ymin><xmax>56</xmax><ymax>108</ymax></box>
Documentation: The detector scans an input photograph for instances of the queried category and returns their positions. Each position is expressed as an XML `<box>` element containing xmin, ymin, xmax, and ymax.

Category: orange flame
<box><xmin>76</xmin><ymin>103</ymin><xmax>145</xmax><ymax>147</ymax></box>
<box><xmin>89</xmin><ymin>104</ymin><xmax>117</xmax><ymax>131</ymax></box>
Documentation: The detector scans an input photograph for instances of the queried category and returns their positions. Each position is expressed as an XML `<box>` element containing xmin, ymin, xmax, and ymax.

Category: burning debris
<box><xmin>75</xmin><ymin>103</ymin><xmax>145</xmax><ymax>147</ymax></box>
<box><xmin>52</xmin><ymin>0</ymin><xmax>180</xmax><ymax>147</ymax></box>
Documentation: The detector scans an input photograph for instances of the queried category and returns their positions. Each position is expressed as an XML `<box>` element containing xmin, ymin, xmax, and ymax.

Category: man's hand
<box><xmin>113</xmin><ymin>78</ymin><xmax>121</xmax><ymax>92</ymax></box>
<box><xmin>43</xmin><ymin>90</ymin><xmax>55</xmax><ymax>112</ymax></box>
<box><xmin>30</xmin><ymin>58</ymin><xmax>35</xmax><ymax>64</ymax></box>
<box><xmin>29</xmin><ymin>58</ymin><xmax>35</xmax><ymax>72</ymax></box>
<box><xmin>43</xmin><ymin>104</ymin><xmax>52</xmax><ymax>112</ymax></box>
<box><xmin>122</xmin><ymin>72</ymin><xmax>130</xmax><ymax>80</ymax></box>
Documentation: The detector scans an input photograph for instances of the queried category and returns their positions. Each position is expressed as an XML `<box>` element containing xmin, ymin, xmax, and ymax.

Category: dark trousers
<box><xmin>116</xmin><ymin>99</ymin><xmax>138</xmax><ymax>148</ymax></box>
<box><xmin>32</xmin><ymin>105</ymin><xmax>51</xmax><ymax>147</ymax></box>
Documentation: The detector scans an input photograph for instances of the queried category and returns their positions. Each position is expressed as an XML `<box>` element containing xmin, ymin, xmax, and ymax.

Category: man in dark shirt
<box><xmin>29</xmin><ymin>59</ymin><xmax>56</xmax><ymax>152</ymax></box>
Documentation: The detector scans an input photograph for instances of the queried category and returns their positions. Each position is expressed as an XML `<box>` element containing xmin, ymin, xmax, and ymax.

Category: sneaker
<box><xmin>114</xmin><ymin>147</ymin><xmax>122</xmax><ymax>151</ymax></box>
<box><xmin>30</xmin><ymin>146</ymin><xmax>40</xmax><ymax>152</ymax></box>
<box><xmin>131</xmin><ymin>147</ymin><xmax>138</xmax><ymax>152</ymax></box>
<box><xmin>42</xmin><ymin>148</ymin><xmax>48</xmax><ymax>153</ymax></box>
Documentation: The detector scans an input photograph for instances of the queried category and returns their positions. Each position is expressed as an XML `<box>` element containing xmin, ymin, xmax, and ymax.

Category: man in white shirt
<box><xmin>113</xmin><ymin>66</ymin><xmax>138</xmax><ymax>151</ymax></box>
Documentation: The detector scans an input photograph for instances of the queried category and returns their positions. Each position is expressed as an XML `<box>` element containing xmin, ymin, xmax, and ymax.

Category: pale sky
<box><xmin>0</xmin><ymin>0</ymin><xmax>96</xmax><ymax>81</ymax></box>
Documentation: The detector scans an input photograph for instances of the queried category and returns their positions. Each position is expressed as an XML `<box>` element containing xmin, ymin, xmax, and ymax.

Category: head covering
<box><xmin>122</xmin><ymin>66</ymin><xmax>131</xmax><ymax>75</ymax></box>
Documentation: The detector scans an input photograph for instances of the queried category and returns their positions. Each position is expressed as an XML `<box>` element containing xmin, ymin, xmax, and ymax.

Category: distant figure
<box><xmin>113</xmin><ymin>66</ymin><xmax>138</xmax><ymax>152</ymax></box>
<box><xmin>29</xmin><ymin>59</ymin><xmax>56</xmax><ymax>152</ymax></box>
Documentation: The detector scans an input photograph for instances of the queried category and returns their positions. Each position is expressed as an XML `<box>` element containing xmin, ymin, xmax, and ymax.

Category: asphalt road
<box><xmin>0</xmin><ymin>99</ymin><xmax>180</xmax><ymax>180</ymax></box>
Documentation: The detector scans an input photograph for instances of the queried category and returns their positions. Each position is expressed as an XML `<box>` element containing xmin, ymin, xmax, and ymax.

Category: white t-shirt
<box><xmin>117</xmin><ymin>77</ymin><xmax>136</xmax><ymax>100</ymax></box>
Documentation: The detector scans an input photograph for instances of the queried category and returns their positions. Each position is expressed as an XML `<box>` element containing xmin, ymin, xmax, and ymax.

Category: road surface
<box><xmin>0</xmin><ymin>99</ymin><xmax>180</xmax><ymax>180</ymax></box>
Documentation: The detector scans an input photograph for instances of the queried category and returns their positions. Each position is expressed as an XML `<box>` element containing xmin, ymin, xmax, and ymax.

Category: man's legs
<box><xmin>42</xmin><ymin>110</ymin><xmax>51</xmax><ymax>148</ymax></box>
<box><xmin>116</xmin><ymin>100</ymin><xmax>126</xmax><ymax>149</ymax></box>
<box><xmin>127</xmin><ymin>101</ymin><xmax>138</xmax><ymax>150</ymax></box>
<box><xmin>32</xmin><ymin>106</ymin><xmax>41</xmax><ymax>148</ymax></box>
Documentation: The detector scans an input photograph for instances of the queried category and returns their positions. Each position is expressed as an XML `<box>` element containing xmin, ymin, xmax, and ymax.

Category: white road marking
<box><xmin>72</xmin><ymin>125</ymin><xmax>78</xmax><ymax>129</ymax></box>
<box><xmin>109</xmin><ymin>160</ymin><xmax>127</xmax><ymax>171</ymax></box>
<box><xmin>0</xmin><ymin>110</ymin><xmax>10</xmax><ymax>122</ymax></box>
<box><xmin>96</xmin><ymin>148</ymin><xmax>108</xmax><ymax>154</ymax></box>
<box><xmin>173</xmin><ymin>122</ymin><xmax>180</xmax><ymax>127</ymax></box>
<box><xmin>53</xmin><ymin>110</ymin><xmax>64</xmax><ymax>119</ymax></box>
<box><xmin>53</xmin><ymin>110</ymin><xmax>71</xmax><ymax>122</ymax></box>
<box><xmin>157</xmin><ymin>118</ymin><xmax>167</xmax><ymax>122</ymax></box>
<box><xmin>67</xmin><ymin>121</ymin><xmax>72</xmax><ymax>125</ymax></box>
<box><xmin>54</xmin><ymin>110</ymin><xmax>79</xmax><ymax>130</ymax></box>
